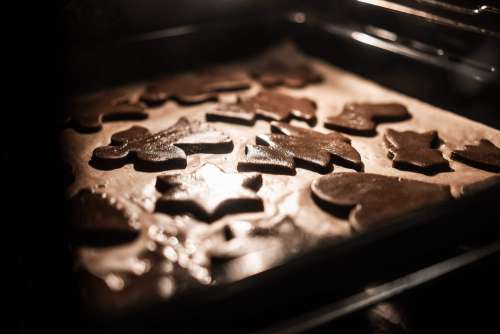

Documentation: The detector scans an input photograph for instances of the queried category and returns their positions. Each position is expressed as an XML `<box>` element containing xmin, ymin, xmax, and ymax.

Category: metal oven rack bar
<box><xmin>355</xmin><ymin>0</ymin><xmax>500</xmax><ymax>37</ymax></box>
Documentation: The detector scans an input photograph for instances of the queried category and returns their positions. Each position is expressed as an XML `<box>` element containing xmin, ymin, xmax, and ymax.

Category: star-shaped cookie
<box><xmin>155</xmin><ymin>164</ymin><xmax>263</xmax><ymax>222</ymax></box>
<box><xmin>384</xmin><ymin>129</ymin><xmax>449</xmax><ymax>174</ymax></box>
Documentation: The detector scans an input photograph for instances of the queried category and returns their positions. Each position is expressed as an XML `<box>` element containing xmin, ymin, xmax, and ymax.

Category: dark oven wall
<box><xmin>63</xmin><ymin>0</ymin><xmax>290</xmax><ymax>94</ymax></box>
<box><xmin>63</xmin><ymin>0</ymin><xmax>289</xmax><ymax>44</ymax></box>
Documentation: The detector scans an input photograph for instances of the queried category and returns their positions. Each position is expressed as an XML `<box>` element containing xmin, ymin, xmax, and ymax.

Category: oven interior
<box><xmin>62</xmin><ymin>0</ymin><xmax>500</xmax><ymax>332</ymax></box>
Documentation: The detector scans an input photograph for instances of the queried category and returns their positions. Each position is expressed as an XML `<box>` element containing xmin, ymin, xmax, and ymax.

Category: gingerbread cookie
<box><xmin>70</xmin><ymin>190</ymin><xmax>139</xmax><ymax>247</ymax></box>
<box><xmin>325</xmin><ymin>103</ymin><xmax>410</xmax><ymax>136</ymax></box>
<box><xmin>207</xmin><ymin>91</ymin><xmax>317</xmax><ymax>126</ymax></box>
<box><xmin>140</xmin><ymin>70</ymin><xmax>251</xmax><ymax>106</ymax></box>
<box><xmin>67</xmin><ymin>90</ymin><xmax>147</xmax><ymax>133</ymax></box>
<box><xmin>251</xmin><ymin>61</ymin><xmax>322</xmax><ymax>88</ymax></box>
<box><xmin>384</xmin><ymin>129</ymin><xmax>449</xmax><ymax>174</ymax></box>
<box><xmin>238</xmin><ymin>122</ymin><xmax>363</xmax><ymax>174</ymax></box>
<box><xmin>311</xmin><ymin>173</ymin><xmax>451</xmax><ymax>231</ymax></box>
<box><xmin>155</xmin><ymin>164</ymin><xmax>263</xmax><ymax>222</ymax></box>
<box><xmin>91</xmin><ymin>117</ymin><xmax>233</xmax><ymax>171</ymax></box>
<box><xmin>451</xmin><ymin>139</ymin><xmax>500</xmax><ymax>173</ymax></box>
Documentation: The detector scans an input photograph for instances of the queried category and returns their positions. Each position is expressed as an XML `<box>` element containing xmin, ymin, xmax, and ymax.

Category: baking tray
<box><xmin>63</xmin><ymin>5</ymin><xmax>500</xmax><ymax>333</ymax></box>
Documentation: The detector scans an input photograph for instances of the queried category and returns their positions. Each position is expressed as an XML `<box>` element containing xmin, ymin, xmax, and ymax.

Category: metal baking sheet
<box><xmin>62</xmin><ymin>41</ymin><xmax>500</xmax><ymax>318</ymax></box>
